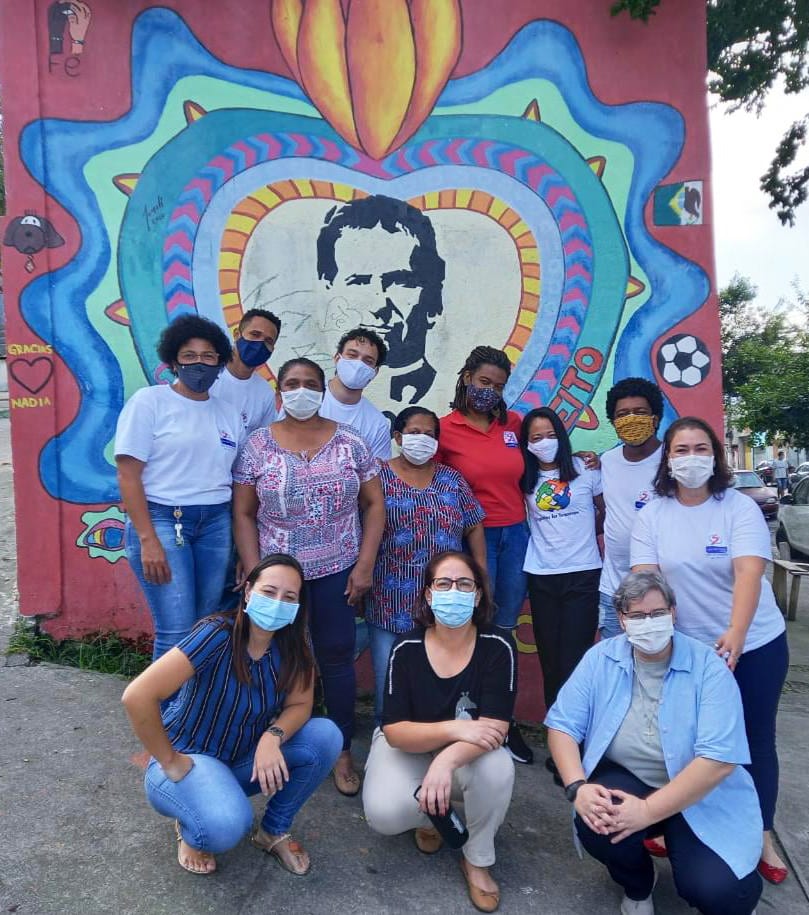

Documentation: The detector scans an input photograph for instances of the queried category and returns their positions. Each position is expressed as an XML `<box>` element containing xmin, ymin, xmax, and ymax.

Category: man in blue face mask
<box><xmin>209</xmin><ymin>308</ymin><xmax>281</xmax><ymax>435</ymax></box>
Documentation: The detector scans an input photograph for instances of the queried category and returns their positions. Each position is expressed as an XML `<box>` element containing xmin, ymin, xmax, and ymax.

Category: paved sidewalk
<box><xmin>0</xmin><ymin>417</ymin><xmax>807</xmax><ymax>914</ymax></box>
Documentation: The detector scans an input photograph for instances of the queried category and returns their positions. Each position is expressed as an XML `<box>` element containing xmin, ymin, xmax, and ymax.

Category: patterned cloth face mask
<box><xmin>465</xmin><ymin>384</ymin><xmax>501</xmax><ymax>414</ymax></box>
<box><xmin>614</xmin><ymin>413</ymin><xmax>656</xmax><ymax>446</ymax></box>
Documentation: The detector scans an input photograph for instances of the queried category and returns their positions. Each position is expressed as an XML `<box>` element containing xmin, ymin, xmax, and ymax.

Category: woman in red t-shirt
<box><xmin>437</xmin><ymin>346</ymin><xmax>533</xmax><ymax>765</ymax></box>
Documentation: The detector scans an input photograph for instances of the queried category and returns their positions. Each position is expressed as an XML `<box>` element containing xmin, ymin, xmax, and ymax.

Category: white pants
<box><xmin>362</xmin><ymin>730</ymin><xmax>515</xmax><ymax>867</ymax></box>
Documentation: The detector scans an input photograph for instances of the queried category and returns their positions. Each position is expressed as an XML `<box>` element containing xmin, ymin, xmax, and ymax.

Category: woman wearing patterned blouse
<box><xmin>367</xmin><ymin>407</ymin><xmax>486</xmax><ymax>724</ymax></box>
<box><xmin>232</xmin><ymin>357</ymin><xmax>385</xmax><ymax>796</ymax></box>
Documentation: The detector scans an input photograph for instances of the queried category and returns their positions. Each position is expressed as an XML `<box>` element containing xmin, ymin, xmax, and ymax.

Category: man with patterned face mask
<box><xmin>598</xmin><ymin>378</ymin><xmax>664</xmax><ymax>638</ymax></box>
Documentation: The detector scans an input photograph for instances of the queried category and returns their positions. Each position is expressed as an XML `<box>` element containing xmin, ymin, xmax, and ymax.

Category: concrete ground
<box><xmin>0</xmin><ymin>416</ymin><xmax>807</xmax><ymax>914</ymax></box>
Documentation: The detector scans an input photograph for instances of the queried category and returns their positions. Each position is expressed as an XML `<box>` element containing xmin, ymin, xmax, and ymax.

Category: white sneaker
<box><xmin>620</xmin><ymin>894</ymin><xmax>655</xmax><ymax>915</ymax></box>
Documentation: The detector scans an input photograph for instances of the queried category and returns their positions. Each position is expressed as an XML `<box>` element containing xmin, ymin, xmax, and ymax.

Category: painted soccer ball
<box><xmin>656</xmin><ymin>334</ymin><xmax>711</xmax><ymax>388</ymax></box>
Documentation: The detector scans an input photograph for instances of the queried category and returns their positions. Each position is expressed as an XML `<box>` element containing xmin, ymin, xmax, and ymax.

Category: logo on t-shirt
<box><xmin>503</xmin><ymin>430</ymin><xmax>519</xmax><ymax>448</ymax></box>
<box><xmin>536</xmin><ymin>478</ymin><xmax>571</xmax><ymax>511</ymax></box>
<box><xmin>635</xmin><ymin>490</ymin><xmax>652</xmax><ymax>510</ymax></box>
<box><xmin>705</xmin><ymin>533</ymin><xmax>728</xmax><ymax>555</ymax></box>
<box><xmin>219</xmin><ymin>430</ymin><xmax>237</xmax><ymax>449</ymax></box>
<box><xmin>455</xmin><ymin>692</ymin><xmax>478</xmax><ymax>720</ymax></box>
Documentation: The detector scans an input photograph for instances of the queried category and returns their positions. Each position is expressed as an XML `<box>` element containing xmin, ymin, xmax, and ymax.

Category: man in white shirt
<box><xmin>210</xmin><ymin>308</ymin><xmax>280</xmax><ymax>435</ymax></box>
<box><xmin>320</xmin><ymin>327</ymin><xmax>393</xmax><ymax>460</ymax></box>
<box><xmin>772</xmin><ymin>450</ymin><xmax>790</xmax><ymax>497</ymax></box>
<box><xmin>599</xmin><ymin>377</ymin><xmax>664</xmax><ymax>637</ymax></box>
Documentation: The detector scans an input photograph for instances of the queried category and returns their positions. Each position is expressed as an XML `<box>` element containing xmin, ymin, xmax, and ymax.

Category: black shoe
<box><xmin>544</xmin><ymin>755</ymin><xmax>564</xmax><ymax>787</ymax></box>
<box><xmin>505</xmin><ymin>720</ymin><xmax>534</xmax><ymax>764</ymax></box>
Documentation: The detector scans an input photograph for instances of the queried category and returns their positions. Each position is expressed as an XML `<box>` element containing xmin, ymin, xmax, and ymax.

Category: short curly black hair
<box><xmin>156</xmin><ymin>315</ymin><xmax>232</xmax><ymax>371</ymax></box>
<box><xmin>605</xmin><ymin>377</ymin><xmax>664</xmax><ymax>421</ymax></box>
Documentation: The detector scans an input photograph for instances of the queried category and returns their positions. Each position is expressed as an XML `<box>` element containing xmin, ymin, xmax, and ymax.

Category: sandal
<box><xmin>332</xmin><ymin>766</ymin><xmax>361</xmax><ymax>797</ymax></box>
<box><xmin>252</xmin><ymin>828</ymin><xmax>311</xmax><ymax>876</ymax></box>
<box><xmin>174</xmin><ymin>820</ymin><xmax>216</xmax><ymax>875</ymax></box>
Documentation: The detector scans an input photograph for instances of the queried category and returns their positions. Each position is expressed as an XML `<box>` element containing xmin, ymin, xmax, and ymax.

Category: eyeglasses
<box><xmin>177</xmin><ymin>352</ymin><xmax>220</xmax><ymax>366</ymax></box>
<box><xmin>430</xmin><ymin>577</ymin><xmax>478</xmax><ymax>593</ymax></box>
<box><xmin>621</xmin><ymin>608</ymin><xmax>671</xmax><ymax>622</ymax></box>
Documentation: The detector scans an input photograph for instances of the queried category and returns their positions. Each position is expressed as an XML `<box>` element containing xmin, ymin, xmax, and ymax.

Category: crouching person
<box><xmin>363</xmin><ymin>551</ymin><xmax>516</xmax><ymax>913</ymax></box>
<box><xmin>122</xmin><ymin>554</ymin><xmax>341</xmax><ymax>875</ymax></box>
<box><xmin>546</xmin><ymin>571</ymin><xmax>763</xmax><ymax>915</ymax></box>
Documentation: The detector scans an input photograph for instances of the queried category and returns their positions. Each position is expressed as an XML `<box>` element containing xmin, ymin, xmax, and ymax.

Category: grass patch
<box><xmin>6</xmin><ymin>617</ymin><xmax>152</xmax><ymax>677</ymax></box>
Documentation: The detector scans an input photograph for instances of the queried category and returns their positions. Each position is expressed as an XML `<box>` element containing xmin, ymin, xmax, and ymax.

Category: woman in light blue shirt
<box><xmin>546</xmin><ymin>571</ymin><xmax>762</xmax><ymax>915</ymax></box>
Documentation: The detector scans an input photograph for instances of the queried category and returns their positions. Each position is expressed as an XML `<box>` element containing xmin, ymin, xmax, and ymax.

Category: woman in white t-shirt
<box><xmin>631</xmin><ymin>416</ymin><xmax>789</xmax><ymax>885</ymax></box>
<box><xmin>115</xmin><ymin>316</ymin><xmax>243</xmax><ymax>662</ymax></box>
<box><xmin>520</xmin><ymin>407</ymin><xmax>604</xmax><ymax>722</ymax></box>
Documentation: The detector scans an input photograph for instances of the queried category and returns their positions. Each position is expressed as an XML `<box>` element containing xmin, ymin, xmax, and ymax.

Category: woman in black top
<box><xmin>362</xmin><ymin>551</ymin><xmax>516</xmax><ymax>914</ymax></box>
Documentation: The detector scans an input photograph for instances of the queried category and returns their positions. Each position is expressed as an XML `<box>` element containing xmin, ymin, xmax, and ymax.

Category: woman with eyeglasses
<box><xmin>116</xmin><ymin>315</ymin><xmax>243</xmax><ymax>660</ymax></box>
<box><xmin>232</xmin><ymin>357</ymin><xmax>385</xmax><ymax>798</ymax></box>
<box><xmin>122</xmin><ymin>554</ymin><xmax>342</xmax><ymax>876</ymax></box>
<box><xmin>631</xmin><ymin>416</ymin><xmax>788</xmax><ymax>885</ymax></box>
<box><xmin>436</xmin><ymin>345</ymin><xmax>533</xmax><ymax>765</ymax></box>
<box><xmin>546</xmin><ymin>571</ymin><xmax>763</xmax><ymax>915</ymax></box>
<box><xmin>366</xmin><ymin>406</ymin><xmax>486</xmax><ymax>726</ymax></box>
<box><xmin>519</xmin><ymin>407</ymin><xmax>604</xmax><ymax>721</ymax></box>
<box><xmin>363</xmin><ymin>551</ymin><xmax>516</xmax><ymax>913</ymax></box>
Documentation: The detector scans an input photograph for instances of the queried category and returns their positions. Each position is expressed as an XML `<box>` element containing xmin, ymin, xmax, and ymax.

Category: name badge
<box><xmin>503</xmin><ymin>431</ymin><xmax>518</xmax><ymax>448</ymax></box>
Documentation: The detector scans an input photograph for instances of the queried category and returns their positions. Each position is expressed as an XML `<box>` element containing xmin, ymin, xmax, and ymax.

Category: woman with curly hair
<box><xmin>115</xmin><ymin>315</ymin><xmax>242</xmax><ymax>660</ymax></box>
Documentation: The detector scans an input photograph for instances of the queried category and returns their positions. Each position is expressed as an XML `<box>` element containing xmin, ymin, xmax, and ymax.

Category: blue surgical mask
<box><xmin>245</xmin><ymin>591</ymin><xmax>299</xmax><ymax>632</ymax></box>
<box><xmin>430</xmin><ymin>589</ymin><xmax>476</xmax><ymax>628</ymax></box>
<box><xmin>236</xmin><ymin>337</ymin><xmax>272</xmax><ymax>367</ymax></box>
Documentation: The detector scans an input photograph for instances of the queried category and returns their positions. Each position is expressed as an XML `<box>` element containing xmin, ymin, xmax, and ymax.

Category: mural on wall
<box><xmin>3</xmin><ymin>0</ymin><xmax>718</xmax><ymax>673</ymax></box>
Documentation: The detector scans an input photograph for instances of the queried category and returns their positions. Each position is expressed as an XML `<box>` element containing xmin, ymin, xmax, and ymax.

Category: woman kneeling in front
<box><xmin>122</xmin><ymin>554</ymin><xmax>342</xmax><ymax>875</ymax></box>
<box><xmin>546</xmin><ymin>571</ymin><xmax>762</xmax><ymax>915</ymax></box>
<box><xmin>363</xmin><ymin>551</ymin><xmax>516</xmax><ymax>913</ymax></box>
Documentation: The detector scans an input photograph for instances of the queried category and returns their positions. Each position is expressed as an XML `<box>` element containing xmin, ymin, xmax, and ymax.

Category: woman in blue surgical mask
<box><xmin>546</xmin><ymin>570</ymin><xmax>764</xmax><ymax>915</ymax></box>
<box><xmin>115</xmin><ymin>315</ymin><xmax>244</xmax><ymax>662</ymax></box>
<box><xmin>232</xmin><ymin>357</ymin><xmax>385</xmax><ymax>797</ymax></box>
<box><xmin>122</xmin><ymin>554</ymin><xmax>342</xmax><ymax>877</ymax></box>
<box><xmin>363</xmin><ymin>551</ymin><xmax>517</xmax><ymax>913</ymax></box>
<box><xmin>631</xmin><ymin>416</ymin><xmax>788</xmax><ymax>885</ymax></box>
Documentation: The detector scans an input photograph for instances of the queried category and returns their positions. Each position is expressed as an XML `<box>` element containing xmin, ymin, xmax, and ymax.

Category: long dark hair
<box><xmin>450</xmin><ymin>346</ymin><xmax>511</xmax><ymax>426</ymax></box>
<box><xmin>653</xmin><ymin>416</ymin><xmax>734</xmax><ymax>498</ymax></box>
<box><xmin>519</xmin><ymin>407</ymin><xmax>579</xmax><ymax>492</ymax></box>
<box><xmin>223</xmin><ymin>554</ymin><xmax>315</xmax><ymax>693</ymax></box>
<box><xmin>413</xmin><ymin>551</ymin><xmax>494</xmax><ymax>628</ymax></box>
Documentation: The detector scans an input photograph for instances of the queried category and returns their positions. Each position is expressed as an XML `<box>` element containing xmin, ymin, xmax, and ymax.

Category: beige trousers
<box><xmin>362</xmin><ymin>730</ymin><xmax>515</xmax><ymax>867</ymax></box>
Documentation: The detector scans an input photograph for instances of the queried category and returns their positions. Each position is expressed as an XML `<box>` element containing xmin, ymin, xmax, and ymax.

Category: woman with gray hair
<box><xmin>545</xmin><ymin>571</ymin><xmax>762</xmax><ymax>915</ymax></box>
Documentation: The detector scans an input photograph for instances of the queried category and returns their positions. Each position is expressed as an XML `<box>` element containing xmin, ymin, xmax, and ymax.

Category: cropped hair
<box><xmin>412</xmin><ymin>551</ymin><xmax>494</xmax><ymax>628</ymax></box>
<box><xmin>392</xmin><ymin>406</ymin><xmax>440</xmax><ymax>439</ymax></box>
<box><xmin>612</xmin><ymin>570</ymin><xmax>676</xmax><ymax>615</ymax></box>
<box><xmin>605</xmin><ymin>377</ymin><xmax>664</xmax><ymax>421</ymax></box>
<box><xmin>519</xmin><ymin>407</ymin><xmax>578</xmax><ymax>492</ymax></box>
<box><xmin>212</xmin><ymin>554</ymin><xmax>315</xmax><ymax>693</ymax></box>
<box><xmin>239</xmin><ymin>308</ymin><xmax>281</xmax><ymax>335</ymax></box>
<box><xmin>336</xmin><ymin>327</ymin><xmax>388</xmax><ymax>367</ymax></box>
<box><xmin>277</xmin><ymin>357</ymin><xmax>326</xmax><ymax>391</ymax></box>
<box><xmin>156</xmin><ymin>315</ymin><xmax>232</xmax><ymax>370</ymax></box>
<box><xmin>450</xmin><ymin>346</ymin><xmax>512</xmax><ymax>425</ymax></box>
<box><xmin>653</xmin><ymin>416</ymin><xmax>734</xmax><ymax>498</ymax></box>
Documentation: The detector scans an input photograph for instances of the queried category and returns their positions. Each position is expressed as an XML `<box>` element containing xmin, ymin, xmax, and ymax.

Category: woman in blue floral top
<box><xmin>366</xmin><ymin>406</ymin><xmax>486</xmax><ymax>724</ymax></box>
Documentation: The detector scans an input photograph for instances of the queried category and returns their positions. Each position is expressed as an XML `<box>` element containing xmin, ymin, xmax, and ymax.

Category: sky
<box><xmin>710</xmin><ymin>85</ymin><xmax>809</xmax><ymax>313</ymax></box>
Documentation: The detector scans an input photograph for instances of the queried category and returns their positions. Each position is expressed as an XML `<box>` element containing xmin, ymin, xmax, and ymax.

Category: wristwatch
<box><xmin>564</xmin><ymin>779</ymin><xmax>586</xmax><ymax>803</ymax></box>
<box><xmin>265</xmin><ymin>725</ymin><xmax>285</xmax><ymax>741</ymax></box>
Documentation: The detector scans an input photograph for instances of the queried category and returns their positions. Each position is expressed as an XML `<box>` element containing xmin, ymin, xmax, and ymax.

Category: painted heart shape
<box><xmin>10</xmin><ymin>356</ymin><xmax>55</xmax><ymax>395</ymax></box>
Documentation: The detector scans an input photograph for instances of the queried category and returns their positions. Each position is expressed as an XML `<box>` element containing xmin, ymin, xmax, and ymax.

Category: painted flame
<box><xmin>271</xmin><ymin>0</ymin><xmax>462</xmax><ymax>159</ymax></box>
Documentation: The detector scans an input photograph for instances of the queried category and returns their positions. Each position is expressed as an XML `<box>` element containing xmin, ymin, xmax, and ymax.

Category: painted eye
<box><xmin>21</xmin><ymin>215</ymin><xmax>43</xmax><ymax>227</ymax></box>
<box><xmin>82</xmin><ymin>518</ymin><xmax>125</xmax><ymax>551</ymax></box>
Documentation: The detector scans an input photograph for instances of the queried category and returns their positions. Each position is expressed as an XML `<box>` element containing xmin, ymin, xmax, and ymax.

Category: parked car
<box><xmin>776</xmin><ymin>476</ymin><xmax>809</xmax><ymax>560</ymax></box>
<box><xmin>789</xmin><ymin>462</ymin><xmax>809</xmax><ymax>489</ymax></box>
<box><xmin>732</xmin><ymin>470</ymin><xmax>779</xmax><ymax>519</ymax></box>
<box><xmin>755</xmin><ymin>461</ymin><xmax>774</xmax><ymax>485</ymax></box>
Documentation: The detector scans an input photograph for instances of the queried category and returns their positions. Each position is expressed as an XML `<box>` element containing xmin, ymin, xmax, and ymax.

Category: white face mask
<box><xmin>400</xmin><ymin>433</ymin><xmax>438</xmax><ymax>465</ymax></box>
<box><xmin>623</xmin><ymin>614</ymin><xmax>674</xmax><ymax>655</ymax></box>
<box><xmin>281</xmin><ymin>388</ymin><xmax>323</xmax><ymax>420</ymax></box>
<box><xmin>528</xmin><ymin>438</ymin><xmax>559</xmax><ymax>464</ymax></box>
<box><xmin>335</xmin><ymin>356</ymin><xmax>376</xmax><ymax>390</ymax></box>
<box><xmin>668</xmin><ymin>454</ymin><xmax>714</xmax><ymax>489</ymax></box>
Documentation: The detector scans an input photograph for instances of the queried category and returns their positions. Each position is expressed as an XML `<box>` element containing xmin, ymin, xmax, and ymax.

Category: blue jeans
<box><xmin>125</xmin><ymin>501</ymin><xmax>232</xmax><ymax>660</ymax></box>
<box><xmin>368</xmin><ymin>622</ymin><xmax>398</xmax><ymax>726</ymax></box>
<box><xmin>598</xmin><ymin>590</ymin><xmax>623</xmax><ymax>639</ymax></box>
<box><xmin>144</xmin><ymin>718</ymin><xmax>342</xmax><ymax>852</ymax></box>
<box><xmin>483</xmin><ymin>522</ymin><xmax>529</xmax><ymax>630</ymax></box>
